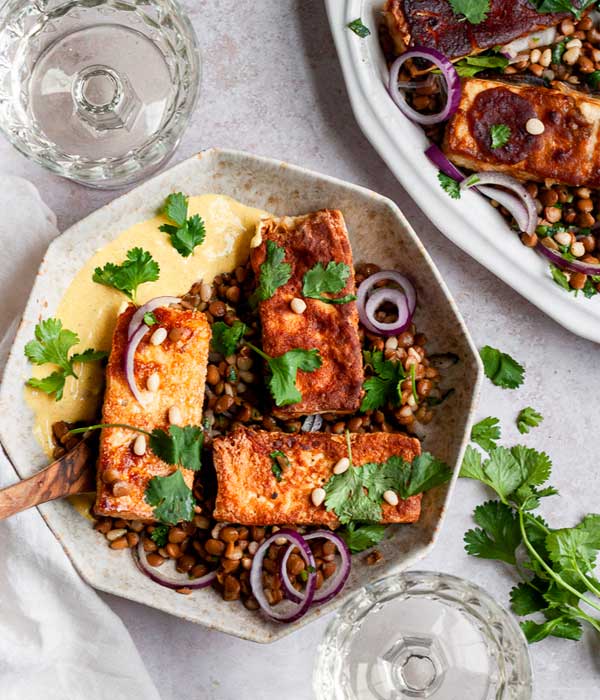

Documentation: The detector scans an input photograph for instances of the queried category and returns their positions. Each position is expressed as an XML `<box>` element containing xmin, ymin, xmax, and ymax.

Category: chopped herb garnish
<box><xmin>341</xmin><ymin>522</ymin><xmax>387</xmax><ymax>553</ymax></box>
<box><xmin>451</xmin><ymin>53</ymin><xmax>508</xmax><ymax>77</ymax></box>
<box><xmin>533</xmin><ymin>0</ymin><xmax>595</xmax><ymax>19</ymax></box>
<box><xmin>480</xmin><ymin>345</ymin><xmax>525</xmax><ymax>389</ymax></box>
<box><xmin>550</xmin><ymin>264</ymin><xmax>572</xmax><ymax>292</ymax></box>
<box><xmin>210</xmin><ymin>320</ymin><xmax>248</xmax><ymax>356</ymax></box>
<box><xmin>490</xmin><ymin>124</ymin><xmax>511</xmax><ymax>149</ymax></box>
<box><xmin>552</xmin><ymin>40</ymin><xmax>567</xmax><ymax>64</ymax></box>
<box><xmin>159</xmin><ymin>192</ymin><xmax>206</xmax><ymax>257</ymax></box>
<box><xmin>270</xmin><ymin>450</ymin><xmax>289</xmax><ymax>481</ymax></box>
<box><xmin>145</xmin><ymin>469</ymin><xmax>196</xmax><ymax>525</ymax></box>
<box><xmin>93</xmin><ymin>247</ymin><xmax>160</xmax><ymax>302</ymax></box>
<box><xmin>25</xmin><ymin>318</ymin><xmax>107</xmax><ymax>401</ymax></box>
<box><xmin>302</xmin><ymin>261</ymin><xmax>356</xmax><ymax>304</ymax></box>
<box><xmin>517</xmin><ymin>407</ymin><xmax>544</xmax><ymax>434</ymax></box>
<box><xmin>150</xmin><ymin>524</ymin><xmax>169</xmax><ymax>547</ymax></box>
<box><xmin>449</xmin><ymin>0</ymin><xmax>491</xmax><ymax>24</ymax></box>
<box><xmin>471</xmin><ymin>416</ymin><xmax>501</xmax><ymax>452</ymax></box>
<box><xmin>246</xmin><ymin>342</ymin><xmax>322</xmax><ymax>406</ymax></box>
<box><xmin>347</xmin><ymin>18</ymin><xmax>371</xmax><ymax>37</ymax></box>
<box><xmin>438</xmin><ymin>172</ymin><xmax>461</xmax><ymax>199</ymax></box>
<box><xmin>143</xmin><ymin>311</ymin><xmax>158</xmax><ymax>327</ymax></box>
<box><xmin>250</xmin><ymin>240</ymin><xmax>292</xmax><ymax>306</ymax></box>
<box><xmin>360</xmin><ymin>350</ymin><xmax>405</xmax><ymax>412</ymax></box>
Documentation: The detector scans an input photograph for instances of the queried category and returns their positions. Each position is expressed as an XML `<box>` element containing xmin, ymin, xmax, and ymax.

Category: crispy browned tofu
<box><xmin>95</xmin><ymin>305</ymin><xmax>210</xmax><ymax>521</ymax></box>
<box><xmin>383</xmin><ymin>0</ymin><xmax>569</xmax><ymax>61</ymax></box>
<box><xmin>443</xmin><ymin>78</ymin><xmax>600</xmax><ymax>188</ymax></box>
<box><xmin>249</xmin><ymin>210</ymin><xmax>363</xmax><ymax>418</ymax></box>
<box><xmin>212</xmin><ymin>428</ymin><xmax>422</xmax><ymax>526</ymax></box>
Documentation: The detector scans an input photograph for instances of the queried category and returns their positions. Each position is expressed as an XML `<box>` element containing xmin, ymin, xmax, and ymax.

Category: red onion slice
<box><xmin>133</xmin><ymin>542</ymin><xmax>217</xmax><ymax>590</ymax></box>
<box><xmin>365</xmin><ymin>288</ymin><xmax>411</xmax><ymax>336</ymax></box>
<box><xmin>128</xmin><ymin>296</ymin><xmax>181</xmax><ymax>339</ymax></box>
<box><xmin>536</xmin><ymin>242</ymin><xmax>600</xmax><ymax>276</ymax></box>
<box><xmin>388</xmin><ymin>47</ymin><xmax>461</xmax><ymax>125</ymax></box>
<box><xmin>250</xmin><ymin>529</ymin><xmax>317</xmax><ymax>622</ymax></box>
<box><xmin>425</xmin><ymin>143</ymin><xmax>465</xmax><ymax>182</ymax></box>
<box><xmin>124</xmin><ymin>324</ymin><xmax>150</xmax><ymax>405</ymax></box>
<box><xmin>357</xmin><ymin>271</ymin><xmax>417</xmax><ymax>336</ymax></box>
<box><xmin>281</xmin><ymin>530</ymin><xmax>351</xmax><ymax>606</ymax></box>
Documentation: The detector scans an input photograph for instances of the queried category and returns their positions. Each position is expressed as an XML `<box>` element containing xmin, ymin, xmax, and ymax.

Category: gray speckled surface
<box><xmin>0</xmin><ymin>0</ymin><xmax>598</xmax><ymax>696</ymax></box>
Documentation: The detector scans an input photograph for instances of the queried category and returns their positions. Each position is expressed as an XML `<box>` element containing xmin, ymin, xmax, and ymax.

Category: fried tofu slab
<box><xmin>250</xmin><ymin>210</ymin><xmax>363</xmax><ymax>418</ymax></box>
<box><xmin>95</xmin><ymin>305</ymin><xmax>210</xmax><ymax>521</ymax></box>
<box><xmin>443</xmin><ymin>78</ymin><xmax>600</xmax><ymax>188</ymax></box>
<box><xmin>212</xmin><ymin>428</ymin><xmax>422</xmax><ymax>526</ymax></box>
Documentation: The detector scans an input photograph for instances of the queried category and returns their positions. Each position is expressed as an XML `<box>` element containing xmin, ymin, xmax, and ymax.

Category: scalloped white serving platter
<box><xmin>326</xmin><ymin>0</ymin><xmax>600</xmax><ymax>344</ymax></box>
<box><xmin>0</xmin><ymin>149</ymin><xmax>481</xmax><ymax>642</ymax></box>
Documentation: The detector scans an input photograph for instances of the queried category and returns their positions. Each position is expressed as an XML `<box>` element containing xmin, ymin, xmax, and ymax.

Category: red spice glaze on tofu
<box><xmin>212</xmin><ymin>428</ymin><xmax>422</xmax><ymax>526</ymax></box>
<box><xmin>95</xmin><ymin>305</ymin><xmax>210</xmax><ymax>521</ymax></box>
<box><xmin>250</xmin><ymin>210</ymin><xmax>364</xmax><ymax>418</ymax></box>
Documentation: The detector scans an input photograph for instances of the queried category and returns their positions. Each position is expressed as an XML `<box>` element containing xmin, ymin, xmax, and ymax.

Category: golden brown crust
<box><xmin>95</xmin><ymin>305</ymin><xmax>211</xmax><ymax>520</ymax></box>
<box><xmin>212</xmin><ymin>428</ymin><xmax>422</xmax><ymax>526</ymax></box>
<box><xmin>443</xmin><ymin>78</ymin><xmax>600</xmax><ymax>188</ymax></box>
<box><xmin>250</xmin><ymin>210</ymin><xmax>363</xmax><ymax>418</ymax></box>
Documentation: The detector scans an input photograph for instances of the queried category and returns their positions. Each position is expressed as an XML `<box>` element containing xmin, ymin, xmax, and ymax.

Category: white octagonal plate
<box><xmin>0</xmin><ymin>148</ymin><xmax>481</xmax><ymax>642</ymax></box>
<box><xmin>325</xmin><ymin>0</ymin><xmax>600</xmax><ymax>344</ymax></box>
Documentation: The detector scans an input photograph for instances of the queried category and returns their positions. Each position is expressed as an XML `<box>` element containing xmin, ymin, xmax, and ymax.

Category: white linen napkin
<box><xmin>0</xmin><ymin>176</ymin><xmax>160</xmax><ymax>700</ymax></box>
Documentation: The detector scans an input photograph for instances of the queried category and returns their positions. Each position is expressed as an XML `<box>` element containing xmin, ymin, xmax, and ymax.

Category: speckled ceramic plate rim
<box><xmin>325</xmin><ymin>0</ymin><xmax>600</xmax><ymax>344</ymax></box>
<box><xmin>0</xmin><ymin>148</ymin><xmax>482</xmax><ymax>642</ymax></box>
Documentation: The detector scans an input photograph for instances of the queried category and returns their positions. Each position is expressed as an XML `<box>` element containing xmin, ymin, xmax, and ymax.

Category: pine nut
<box><xmin>290</xmin><ymin>298</ymin><xmax>307</xmax><ymax>314</ymax></box>
<box><xmin>563</xmin><ymin>47</ymin><xmax>581</xmax><ymax>64</ymax></box>
<box><xmin>133</xmin><ymin>435</ymin><xmax>147</xmax><ymax>456</ymax></box>
<box><xmin>150</xmin><ymin>327</ymin><xmax>167</xmax><ymax>345</ymax></box>
<box><xmin>147</xmin><ymin>372</ymin><xmax>160</xmax><ymax>392</ymax></box>
<box><xmin>383</xmin><ymin>490</ymin><xmax>399</xmax><ymax>506</ymax></box>
<box><xmin>275</xmin><ymin>536</ymin><xmax>288</xmax><ymax>546</ymax></box>
<box><xmin>554</xmin><ymin>231</ymin><xmax>572</xmax><ymax>246</ymax></box>
<box><xmin>525</xmin><ymin>118</ymin><xmax>545</xmax><ymax>135</ymax></box>
<box><xmin>571</xmin><ymin>241</ymin><xmax>586</xmax><ymax>257</ymax></box>
<box><xmin>250</xmin><ymin>231</ymin><xmax>262</xmax><ymax>248</ymax></box>
<box><xmin>385</xmin><ymin>336</ymin><xmax>399</xmax><ymax>351</ymax></box>
<box><xmin>311</xmin><ymin>487</ymin><xmax>326</xmax><ymax>507</ymax></box>
<box><xmin>566</xmin><ymin>38</ymin><xmax>582</xmax><ymax>49</ymax></box>
<box><xmin>248</xmin><ymin>541</ymin><xmax>258</xmax><ymax>555</ymax></box>
<box><xmin>540</xmin><ymin>48</ymin><xmax>552</xmax><ymax>67</ymax></box>
<box><xmin>200</xmin><ymin>282</ymin><xmax>212</xmax><ymax>302</ymax></box>
<box><xmin>112</xmin><ymin>481</ymin><xmax>133</xmax><ymax>497</ymax></box>
<box><xmin>106</xmin><ymin>528</ymin><xmax>127</xmax><ymax>541</ymax></box>
<box><xmin>530</xmin><ymin>48</ymin><xmax>541</xmax><ymax>64</ymax></box>
<box><xmin>333</xmin><ymin>457</ymin><xmax>350</xmax><ymax>475</ymax></box>
<box><xmin>168</xmin><ymin>405</ymin><xmax>182</xmax><ymax>425</ymax></box>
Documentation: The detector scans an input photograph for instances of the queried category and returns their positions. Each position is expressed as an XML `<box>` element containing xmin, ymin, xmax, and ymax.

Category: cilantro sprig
<box><xmin>461</xmin><ymin>426</ymin><xmax>600</xmax><ymax>643</ymax></box>
<box><xmin>517</xmin><ymin>407</ymin><xmax>544</xmax><ymax>435</ymax></box>
<box><xmin>145</xmin><ymin>470</ymin><xmax>196</xmax><ymax>525</ymax></box>
<box><xmin>251</xmin><ymin>240</ymin><xmax>292</xmax><ymax>306</ymax></box>
<box><xmin>452</xmin><ymin>53</ymin><xmax>508</xmax><ymax>77</ymax></box>
<box><xmin>438</xmin><ymin>172</ymin><xmax>461</xmax><ymax>200</ymax></box>
<box><xmin>360</xmin><ymin>350</ymin><xmax>405</xmax><ymax>412</ymax></box>
<box><xmin>210</xmin><ymin>320</ymin><xmax>248</xmax><ymax>356</ymax></box>
<box><xmin>449</xmin><ymin>0</ymin><xmax>491</xmax><ymax>24</ymax></box>
<box><xmin>25</xmin><ymin>318</ymin><xmax>107</xmax><ymax>401</ymax></box>
<box><xmin>471</xmin><ymin>416</ymin><xmax>501</xmax><ymax>452</ymax></box>
<box><xmin>246</xmin><ymin>342</ymin><xmax>322</xmax><ymax>406</ymax></box>
<box><xmin>533</xmin><ymin>0</ymin><xmax>596</xmax><ymax>19</ymax></box>
<box><xmin>270</xmin><ymin>450</ymin><xmax>289</xmax><ymax>481</ymax></box>
<box><xmin>93</xmin><ymin>248</ymin><xmax>160</xmax><ymax>302</ymax></box>
<box><xmin>480</xmin><ymin>346</ymin><xmax>525</xmax><ymax>389</ymax></box>
<box><xmin>302</xmin><ymin>261</ymin><xmax>356</xmax><ymax>305</ymax></box>
<box><xmin>159</xmin><ymin>192</ymin><xmax>206</xmax><ymax>257</ymax></box>
<box><xmin>341</xmin><ymin>522</ymin><xmax>387</xmax><ymax>553</ymax></box>
<box><xmin>490</xmin><ymin>124</ymin><xmax>511</xmax><ymax>149</ymax></box>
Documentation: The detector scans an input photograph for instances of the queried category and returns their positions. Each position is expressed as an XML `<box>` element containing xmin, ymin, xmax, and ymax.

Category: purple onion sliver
<box><xmin>536</xmin><ymin>242</ymin><xmax>600</xmax><ymax>276</ymax></box>
<box><xmin>134</xmin><ymin>542</ymin><xmax>217</xmax><ymax>590</ymax></box>
<box><xmin>124</xmin><ymin>323</ymin><xmax>149</xmax><ymax>405</ymax></box>
<box><xmin>128</xmin><ymin>295</ymin><xmax>181</xmax><ymax>340</ymax></box>
<box><xmin>425</xmin><ymin>143</ymin><xmax>465</xmax><ymax>183</ymax></box>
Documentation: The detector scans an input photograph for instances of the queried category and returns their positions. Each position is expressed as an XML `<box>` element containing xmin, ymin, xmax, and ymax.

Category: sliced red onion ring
<box><xmin>134</xmin><ymin>541</ymin><xmax>217</xmax><ymax>590</ymax></box>
<box><xmin>124</xmin><ymin>323</ymin><xmax>150</xmax><ymax>405</ymax></box>
<box><xmin>477</xmin><ymin>185</ymin><xmax>531</xmax><ymax>234</ymax></box>
<box><xmin>250</xmin><ymin>529</ymin><xmax>317</xmax><ymax>622</ymax></box>
<box><xmin>425</xmin><ymin>143</ymin><xmax>465</xmax><ymax>182</ymax></box>
<box><xmin>536</xmin><ymin>242</ymin><xmax>600</xmax><ymax>276</ymax></box>
<box><xmin>128</xmin><ymin>296</ymin><xmax>181</xmax><ymax>339</ymax></box>
<box><xmin>356</xmin><ymin>271</ymin><xmax>417</xmax><ymax>336</ymax></box>
<box><xmin>388</xmin><ymin>47</ymin><xmax>461</xmax><ymax>125</ymax></box>
<box><xmin>281</xmin><ymin>530</ymin><xmax>351</xmax><ymax>606</ymax></box>
<box><xmin>365</xmin><ymin>288</ymin><xmax>411</xmax><ymax>337</ymax></box>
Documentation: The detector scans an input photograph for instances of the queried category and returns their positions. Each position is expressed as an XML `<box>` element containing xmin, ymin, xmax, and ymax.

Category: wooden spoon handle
<box><xmin>0</xmin><ymin>441</ymin><xmax>95</xmax><ymax>521</ymax></box>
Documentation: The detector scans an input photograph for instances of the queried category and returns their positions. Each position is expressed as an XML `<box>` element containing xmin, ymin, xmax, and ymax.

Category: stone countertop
<box><xmin>2</xmin><ymin>1</ymin><xmax>598</xmax><ymax>698</ymax></box>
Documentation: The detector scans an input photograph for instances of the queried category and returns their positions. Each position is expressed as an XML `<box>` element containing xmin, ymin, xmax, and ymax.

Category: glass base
<box><xmin>313</xmin><ymin>571</ymin><xmax>533</xmax><ymax>700</ymax></box>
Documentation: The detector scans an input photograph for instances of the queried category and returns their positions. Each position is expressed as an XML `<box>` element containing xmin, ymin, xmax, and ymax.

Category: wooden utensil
<box><xmin>0</xmin><ymin>440</ymin><xmax>95</xmax><ymax>521</ymax></box>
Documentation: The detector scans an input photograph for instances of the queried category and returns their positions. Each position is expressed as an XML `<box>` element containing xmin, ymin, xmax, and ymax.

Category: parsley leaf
<box><xmin>437</xmin><ymin>172</ymin><xmax>461</xmax><ymax>199</ymax></box>
<box><xmin>270</xmin><ymin>450</ymin><xmax>289</xmax><ymax>481</ymax></box>
<box><xmin>464</xmin><ymin>500</ymin><xmax>521</xmax><ymax>565</ymax></box>
<box><xmin>250</xmin><ymin>240</ymin><xmax>292</xmax><ymax>306</ymax></box>
<box><xmin>93</xmin><ymin>247</ymin><xmax>160</xmax><ymax>301</ymax></box>
<box><xmin>471</xmin><ymin>416</ymin><xmax>501</xmax><ymax>451</ymax></box>
<box><xmin>449</xmin><ymin>0</ymin><xmax>491</xmax><ymax>24</ymax></box>
<box><xmin>210</xmin><ymin>320</ymin><xmax>247</xmax><ymax>356</ymax></box>
<box><xmin>150</xmin><ymin>524</ymin><xmax>169</xmax><ymax>547</ymax></box>
<box><xmin>145</xmin><ymin>469</ymin><xmax>196</xmax><ymax>525</ymax></box>
<box><xmin>341</xmin><ymin>522</ymin><xmax>386</xmax><ymax>553</ymax></box>
<box><xmin>360</xmin><ymin>351</ymin><xmax>405</xmax><ymax>412</ymax></box>
<box><xmin>480</xmin><ymin>345</ymin><xmax>525</xmax><ymax>389</ymax></box>
<box><xmin>490</xmin><ymin>124</ymin><xmax>511</xmax><ymax>149</ymax></box>
<box><xmin>149</xmin><ymin>426</ymin><xmax>204</xmax><ymax>472</ymax></box>
<box><xmin>25</xmin><ymin>318</ymin><xmax>107</xmax><ymax>401</ymax></box>
<box><xmin>302</xmin><ymin>261</ymin><xmax>356</xmax><ymax>304</ymax></box>
<box><xmin>517</xmin><ymin>407</ymin><xmax>544</xmax><ymax>434</ymax></box>
<box><xmin>159</xmin><ymin>193</ymin><xmax>206</xmax><ymax>257</ymax></box>
<box><xmin>347</xmin><ymin>18</ymin><xmax>371</xmax><ymax>37</ymax></box>
<box><xmin>246</xmin><ymin>342</ymin><xmax>321</xmax><ymax>406</ymax></box>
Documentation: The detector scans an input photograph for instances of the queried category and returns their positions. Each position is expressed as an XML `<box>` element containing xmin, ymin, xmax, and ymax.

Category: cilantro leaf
<box><xmin>250</xmin><ymin>240</ymin><xmax>292</xmax><ymax>305</ymax></box>
<box><xmin>464</xmin><ymin>500</ymin><xmax>521</xmax><ymax>565</ymax></box>
<box><xmin>360</xmin><ymin>351</ymin><xmax>405</xmax><ymax>412</ymax></box>
<box><xmin>471</xmin><ymin>416</ymin><xmax>501</xmax><ymax>452</ymax></box>
<box><xmin>347</xmin><ymin>18</ymin><xmax>371</xmax><ymax>37</ymax></box>
<box><xmin>143</xmin><ymin>311</ymin><xmax>157</xmax><ymax>327</ymax></box>
<box><xmin>482</xmin><ymin>446</ymin><xmax>524</xmax><ymax>501</ymax></box>
<box><xmin>549</xmin><ymin>264</ymin><xmax>572</xmax><ymax>292</ymax></box>
<box><xmin>517</xmin><ymin>407</ymin><xmax>544</xmax><ymax>434</ymax></box>
<box><xmin>480</xmin><ymin>345</ymin><xmax>525</xmax><ymax>389</ymax></box>
<box><xmin>449</xmin><ymin>0</ymin><xmax>491</xmax><ymax>24</ymax></box>
<box><xmin>438</xmin><ymin>172</ymin><xmax>461</xmax><ymax>199</ymax></box>
<box><xmin>270</xmin><ymin>450</ymin><xmax>289</xmax><ymax>481</ymax></box>
<box><xmin>149</xmin><ymin>426</ymin><xmax>204</xmax><ymax>472</ymax></box>
<box><xmin>533</xmin><ymin>0</ymin><xmax>595</xmax><ymax>20</ymax></box>
<box><xmin>521</xmin><ymin>617</ymin><xmax>583</xmax><ymax>644</ymax></box>
<box><xmin>341</xmin><ymin>522</ymin><xmax>386</xmax><ymax>553</ymax></box>
<box><xmin>490</xmin><ymin>124</ymin><xmax>511</xmax><ymax>149</ymax></box>
<box><xmin>71</xmin><ymin>348</ymin><xmax>109</xmax><ymax>364</ymax></box>
<box><xmin>144</xmin><ymin>469</ymin><xmax>196</xmax><ymax>525</ymax></box>
<box><xmin>302</xmin><ymin>261</ymin><xmax>356</xmax><ymax>304</ymax></box>
<box><xmin>210</xmin><ymin>320</ymin><xmax>247</xmax><ymax>356</ymax></box>
<box><xmin>93</xmin><ymin>247</ymin><xmax>160</xmax><ymax>301</ymax></box>
<box><xmin>159</xmin><ymin>193</ymin><xmax>206</xmax><ymax>257</ymax></box>
<box><xmin>150</xmin><ymin>524</ymin><xmax>169</xmax><ymax>547</ymax></box>
<box><xmin>27</xmin><ymin>371</ymin><xmax>68</xmax><ymax>401</ymax></box>
<box><xmin>460</xmin><ymin>445</ymin><xmax>488</xmax><ymax>482</ymax></box>
<box><xmin>452</xmin><ymin>53</ymin><xmax>508</xmax><ymax>77</ymax></box>
<box><xmin>510</xmin><ymin>581</ymin><xmax>546</xmax><ymax>616</ymax></box>
<box><xmin>399</xmin><ymin>453</ymin><xmax>453</xmax><ymax>498</ymax></box>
